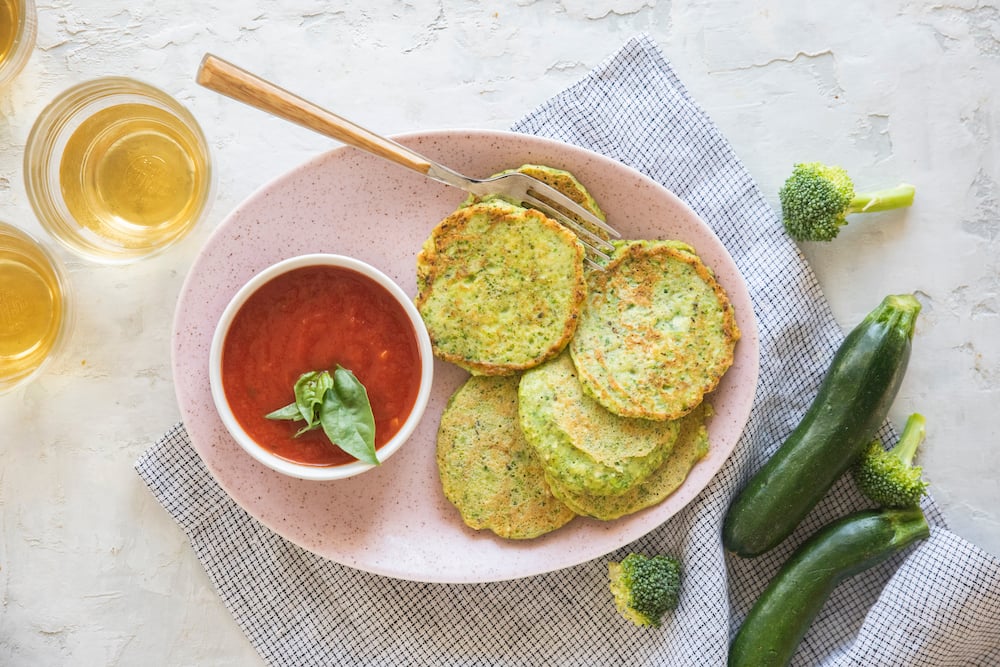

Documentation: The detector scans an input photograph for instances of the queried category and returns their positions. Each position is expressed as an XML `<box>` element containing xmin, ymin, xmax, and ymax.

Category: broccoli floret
<box><xmin>608</xmin><ymin>553</ymin><xmax>681</xmax><ymax>627</ymax></box>
<box><xmin>853</xmin><ymin>413</ymin><xmax>929</xmax><ymax>508</ymax></box>
<box><xmin>778</xmin><ymin>161</ymin><xmax>915</xmax><ymax>242</ymax></box>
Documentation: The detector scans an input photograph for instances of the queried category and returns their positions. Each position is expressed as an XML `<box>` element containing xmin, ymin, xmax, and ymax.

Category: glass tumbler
<box><xmin>0</xmin><ymin>0</ymin><xmax>36</xmax><ymax>88</ymax></box>
<box><xmin>24</xmin><ymin>77</ymin><xmax>214</xmax><ymax>263</ymax></box>
<box><xmin>0</xmin><ymin>221</ymin><xmax>72</xmax><ymax>393</ymax></box>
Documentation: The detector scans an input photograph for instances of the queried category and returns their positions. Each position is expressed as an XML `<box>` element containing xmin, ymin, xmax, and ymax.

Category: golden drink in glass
<box><xmin>0</xmin><ymin>222</ymin><xmax>71</xmax><ymax>393</ymax></box>
<box><xmin>0</xmin><ymin>0</ymin><xmax>18</xmax><ymax>63</ymax></box>
<box><xmin>24</xmin><ymin>78</ymin><xmax>213</xmax><ymax>263</ymax></box>
<box><xmin>0</xmin><ymin>0</ymin><xmax>36</xmax><ymax>88</ymax></box>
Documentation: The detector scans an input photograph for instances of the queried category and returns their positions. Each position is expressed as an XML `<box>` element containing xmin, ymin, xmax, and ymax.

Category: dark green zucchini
<box><xmin>723</xmin><ymin>294</ymin><xmax>921</xmax><ymax>558</ymax></box>
<box><xmin>728</xmin><ymin>507</ymin><xmax>929</xmax><ymax>667</ymax></box>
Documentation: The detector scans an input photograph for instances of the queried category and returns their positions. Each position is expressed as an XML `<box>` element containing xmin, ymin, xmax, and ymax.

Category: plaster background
<box><xmin>1</xmin><ymin>1</ymin><xmax>997</xmax><ymax>664</ymax></box>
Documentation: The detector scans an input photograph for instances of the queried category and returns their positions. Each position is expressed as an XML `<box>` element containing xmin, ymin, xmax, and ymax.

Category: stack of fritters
<box><xmin>546</xmin><ymin>402</ymin><xmax>712</xmax><ymax>522</ymax></box>
<box><xmin>436</xmin><ymin>374</ymin><xmax>576</xmax><ymax>540</ymax></box>
<box><xmin>419</xmin><ymin>165</ymin><xmax>740</xmax><ymax>540</ymax></box>
<box><xmin>518</xmin><ymin>351</ymin><xmax>680</xmax><ymax>498</ymax></box>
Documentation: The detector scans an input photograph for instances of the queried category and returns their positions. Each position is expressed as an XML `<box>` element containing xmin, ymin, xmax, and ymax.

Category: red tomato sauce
<box><xmin>221</xmin><ymin>265</ymin><xmax>422</xmax><ymax>466</ymax></box>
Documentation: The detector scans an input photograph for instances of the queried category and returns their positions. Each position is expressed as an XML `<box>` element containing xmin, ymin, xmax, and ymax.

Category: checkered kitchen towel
<box><xmin>136</xmin><ymin>34</ymin><xmax>1000</xmax><ymax>666</ymax></box>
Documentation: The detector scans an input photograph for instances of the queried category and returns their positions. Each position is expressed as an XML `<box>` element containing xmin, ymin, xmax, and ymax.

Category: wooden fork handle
<box><xmin>197</xmin><ymin>54</ymin><xmax>433</xmax><ymax>175</ymax></box>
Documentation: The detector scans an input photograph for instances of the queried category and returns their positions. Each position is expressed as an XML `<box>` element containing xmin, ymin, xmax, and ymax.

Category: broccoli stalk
<box><xmin>846</xmin><ymin>183</ymin><xmax>917</xmax><ymax>215</ymax></box>
<box><xmin>778</xmin><ymin>161</ymin><xmax>915</xmax><ymax>242</ymax></box>
<box><xmin>853</xmin><ymin>413</ymin><xmax>929</xmax><ymax>508</ymax></box>
<box><xmin>608</xmin><ymin>553</ymin><xmax>681</xmax><ymax>627</ymax></box>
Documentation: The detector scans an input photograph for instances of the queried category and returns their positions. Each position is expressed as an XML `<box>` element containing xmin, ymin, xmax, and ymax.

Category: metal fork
<box><xmin>196</xmin><ymin>54</ymin><xmax>620</xmax><ymax>268</ymax></box>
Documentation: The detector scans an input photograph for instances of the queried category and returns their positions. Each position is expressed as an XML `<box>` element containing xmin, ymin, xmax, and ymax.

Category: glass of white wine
<box><xmin>0</xmin><ymin>0</ymin><xmax>35</xmax><ymax>88</ymax></box>
<box><xmin>0</xmin><ymin>221</ymin><xmax>72</xmax><ymax>393</ymax></box>
<box><xmin>24</xmin><ymin>77</ymin><xmax>214</xmax><ymax>263</ymax></box>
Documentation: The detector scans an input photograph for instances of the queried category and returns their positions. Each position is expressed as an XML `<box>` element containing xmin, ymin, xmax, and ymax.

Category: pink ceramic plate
<box><xmin>173</xmin><ymin>129</ymin><xmax>759</xmax><ymax>584</ymax></box>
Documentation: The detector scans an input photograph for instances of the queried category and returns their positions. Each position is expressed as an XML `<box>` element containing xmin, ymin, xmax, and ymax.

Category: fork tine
<box><xmin>520</xmin><ymin>179</ymin><xmax>622</xmax><ymax>240</ymax></box>
<box><xmin>522</xmin><ymin>194</ymin><xmax>616</xmax><ymax>269</ymax></box>
<box><xmin>522</xmin><ymin>194</ymin><xmax>616</xmax><ymax>251</ymax></box>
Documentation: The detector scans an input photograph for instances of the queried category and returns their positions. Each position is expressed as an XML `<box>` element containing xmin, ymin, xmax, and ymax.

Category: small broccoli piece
<box><xmin>778</xmin><ymin>161</ymin><xmax>915</xmax><ymax>242</ymax></box>
<box><xmin>853</xmin><ymin>413</ymin><xmax>929</xmax><ymax>508</ymax></box>
<box><xmin>608</xmin><ymin>553</ymin><xmax>681</xmax><ymax>627</ymax></box>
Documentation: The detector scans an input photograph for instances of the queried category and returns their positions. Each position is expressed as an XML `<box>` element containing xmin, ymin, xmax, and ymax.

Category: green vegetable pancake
<box><xmin>570</xmin><ymin>240</ymin><xmax>740</xmax><ymax>421</ymax></box>
<box><xmin>518</xmin><ymin>351</ymin><xmax>680</xmax><ymax>497</ymax></box>
<box><xmin>436</xmin><ymin>374</ymin><xmax>575</xmax><ymax>540</ymax></box>
<box><xmin>416</xmin><ymin>199</ymin><xmax>586</xmax><ymax>375</ymax></box>
<box><xmin>546</xmin><ymin>402</ymin><xmax>711</xmax><ymax>521</ymax></box>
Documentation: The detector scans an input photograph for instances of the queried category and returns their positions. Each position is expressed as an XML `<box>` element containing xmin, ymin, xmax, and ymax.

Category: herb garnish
<box><xmin>266</xmin><ymin>367</ymin><xmax>378</xmax><ymax>466</ymax></box>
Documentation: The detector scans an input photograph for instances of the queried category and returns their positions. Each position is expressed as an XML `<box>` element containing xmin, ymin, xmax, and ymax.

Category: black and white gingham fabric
<box><xmin>136</xmin><ymin>35</ymin><xmax>1000</xmax><ymax>666</ymax></box>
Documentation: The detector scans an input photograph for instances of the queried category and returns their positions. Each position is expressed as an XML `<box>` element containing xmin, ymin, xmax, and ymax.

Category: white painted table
<box><xmin>1</xmin><ymin>2</ymin><xmax>996</xmax><ymax>663</ymax></box>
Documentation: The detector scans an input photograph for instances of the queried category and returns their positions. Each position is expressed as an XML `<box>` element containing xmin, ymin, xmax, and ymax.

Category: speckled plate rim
<box><xmin>172</xmin><ymin>128</ymin><xmax>760</xmax><ymax>584</ymax></box>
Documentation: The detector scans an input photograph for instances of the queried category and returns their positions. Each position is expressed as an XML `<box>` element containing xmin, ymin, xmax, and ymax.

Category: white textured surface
<box><xmin>0</xmin><ymin>1</ymin><xmax>997</xmax><ymax>663</ymax></box>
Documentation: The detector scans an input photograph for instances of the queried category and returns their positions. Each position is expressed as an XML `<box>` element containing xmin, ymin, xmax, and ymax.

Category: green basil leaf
<box><xmin>319</xmin><ymin>366</ymin><xmax>378</xmax><ymax>466</ymax></box>
<box><xmin>292</xmin><ymin>370</ymin><xmax>334</xmax><ymax>427</ymax></box>
<box><xmin>265</xmin><ymin>402</ymin><xmax>301</xmax><ymax>421</ymax></box>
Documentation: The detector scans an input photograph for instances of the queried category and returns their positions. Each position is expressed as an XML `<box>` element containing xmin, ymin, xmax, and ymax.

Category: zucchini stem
<box><xmin>869</xmin><ymin>294</ymin><xmax>921</xmax><ymax>340</ymax></box>
<box><xmin>889</xmin><ymin>506</ymin><xmax>931</xmax><ymax>549</ymax></box>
